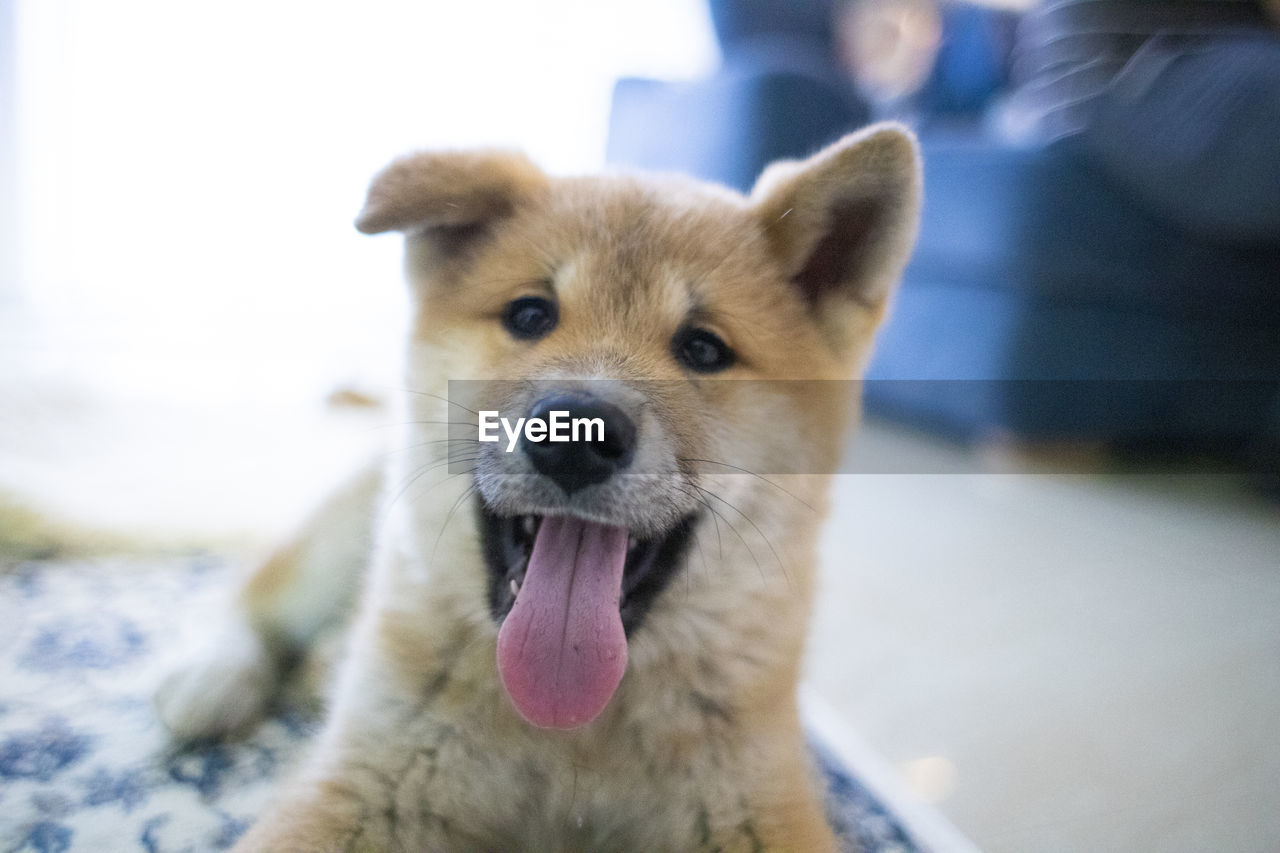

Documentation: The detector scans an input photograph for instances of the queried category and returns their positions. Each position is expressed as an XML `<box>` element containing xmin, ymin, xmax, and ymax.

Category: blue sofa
<box><xmin>606</xmin><ymin>0</ymin><xmax>1280</xmax><ymax>460</ymax></box>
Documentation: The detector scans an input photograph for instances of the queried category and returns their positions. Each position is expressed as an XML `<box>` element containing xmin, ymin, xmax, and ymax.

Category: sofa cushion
<box><xmin>865</xmin><ymin>276</ymin><xmax>1280</xmax><ymax>439</ymax></box>
<box><xmin>908</xmin><ymin>137</ymin><xmax>1280</xmax><ymax>325</ymax></box>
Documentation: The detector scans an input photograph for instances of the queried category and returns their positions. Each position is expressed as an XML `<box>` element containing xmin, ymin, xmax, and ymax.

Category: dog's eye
<box><xmin>673</xmin><ymin>327</ymin><xmax>735</xmax><ymax>373</ymax></box>
<box><xmin>503</xmin><ymin>296</ymin><xmax>558</xmax><ymax>341</ymax></box>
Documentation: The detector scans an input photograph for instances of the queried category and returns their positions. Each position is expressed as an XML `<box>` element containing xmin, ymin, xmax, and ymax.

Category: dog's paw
<box><xmin>155</xmin><ymin>622</ymin><xmax>278</xmax><ymax>741</ymax></box>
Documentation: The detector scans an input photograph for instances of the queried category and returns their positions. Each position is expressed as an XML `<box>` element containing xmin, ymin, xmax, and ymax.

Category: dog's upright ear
<box><xmin>751</xmin><ymin>123</ymin><xmax>921</xmax><ymax>356</ymax></box>
<box><xmin>355</xmin><ymin>150</ymin><xmax>547</xmax><ymax>236</ymax></box>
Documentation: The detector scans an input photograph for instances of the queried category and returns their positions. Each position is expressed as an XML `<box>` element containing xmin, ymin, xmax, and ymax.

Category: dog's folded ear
<box><xmin>355</xmin><ymin>150</ymin><xmax>547</xmax><ymax>235</ymax></box>
<box><xmin>751</xmin><ymin>123</ymin><xmax>921</xmax><ymax>351</ymax></box>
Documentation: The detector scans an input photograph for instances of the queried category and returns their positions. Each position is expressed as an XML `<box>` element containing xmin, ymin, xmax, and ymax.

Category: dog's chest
<box><xmin>439</xmin><ymin>748</ymin><xmax>689</xmax><ymax>849</ymax></box>
<box><xmin>368</xmin><ymin>712</ymin><xmax>728</xmax><ymax>851</ymax></box>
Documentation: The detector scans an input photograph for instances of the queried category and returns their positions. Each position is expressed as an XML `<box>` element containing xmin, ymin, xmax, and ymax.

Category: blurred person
<box><xmin>1004</xmin><ymin>0</ymin><xmax>1280</xmax><ymax>242</ymax></box>
<box><xmin>836</xmin><ymin>0</ymin><xmax>945</xmax><ymax>108</ymax></box>
<box><xmin>835</xmin><ymin>0</ymin><xmax>1024</xmax><ymax>126</ymax></box>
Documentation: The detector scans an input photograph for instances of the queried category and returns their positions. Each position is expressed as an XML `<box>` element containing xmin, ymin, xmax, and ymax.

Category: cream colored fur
<box><xmin>155</xmin><ymin>123</ymin><xmax>921</xmax><ymax>852</ymax></box>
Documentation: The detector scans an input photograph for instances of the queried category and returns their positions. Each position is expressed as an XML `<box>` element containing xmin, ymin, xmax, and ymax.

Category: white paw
<box><xmin>155</xmin><ymin>622</ymin><xmax>278</xmax><ymax>741</ymax></box>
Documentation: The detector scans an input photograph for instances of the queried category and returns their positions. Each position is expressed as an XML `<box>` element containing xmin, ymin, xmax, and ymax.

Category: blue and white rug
<box><xmin>0</xmin><ymin>555</ymin><xmax>921</xmax><ymax>852</ymax></box>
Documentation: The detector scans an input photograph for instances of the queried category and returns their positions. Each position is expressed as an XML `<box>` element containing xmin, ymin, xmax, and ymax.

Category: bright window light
<box><xmin>10</xmin><ymin>0</ymin><xmax>718</xmax><ymax>403</ymax></box>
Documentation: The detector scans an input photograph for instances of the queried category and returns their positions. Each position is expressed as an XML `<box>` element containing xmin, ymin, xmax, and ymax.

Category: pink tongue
<box><xmin>496</xmin><ymin>516</ymin><xmax>629</xmax><ymax>729</ymax></box>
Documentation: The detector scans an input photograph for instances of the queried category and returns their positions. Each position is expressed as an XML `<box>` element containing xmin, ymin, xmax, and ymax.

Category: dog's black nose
<box><xmin>521</xmin><ymin>394</ymin><xmax>636</xmax><ymax>495</ymax></box>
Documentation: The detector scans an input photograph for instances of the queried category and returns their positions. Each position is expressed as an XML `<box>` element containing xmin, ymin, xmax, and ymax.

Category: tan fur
<box><xmin>156</xmin><ymin>123</ymin><xmax>921</xmax><ymax>851</ymax></box>
<box><xmin>354</xmin><ymin>150</ymin><xmax>548</xmax><ymax>236</ymax></box>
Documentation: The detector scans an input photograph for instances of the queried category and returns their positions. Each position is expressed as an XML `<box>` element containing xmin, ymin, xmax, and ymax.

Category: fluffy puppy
<box><xmin>157</xmin><ymin>123</ymin><xmax>921</xmax><ymax>852</ymax></box>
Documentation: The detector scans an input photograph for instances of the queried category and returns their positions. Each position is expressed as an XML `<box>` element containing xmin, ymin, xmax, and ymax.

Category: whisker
<box><xmin>651</xmin><ymin>489</ymin><xmax>704</xmax><ymax>602</ymax></box>
<box><xmin>692</xmin><ymin>483</ymin><xmax>791</xmax><ymax>587</ymax></box>
<box><xmin>380</xmin><ymin>437</ymin><xmax>480</xmax><ymax>459</ymax></box>
<box><xmin>680</xmin><ymin>458</ymin><xmax>816</xmax><ymax>512</ymax></box>
<box><xmin>430</xmin><ymin>481</ymin><xmax>480</xmax><ymax>566</ymax></box>
<box><xmin>383</xmin><ymin>466</ymin><xmax>476</xmax><ymax>523</ymax></box>
<box><xmin>675</xmin><ymin>484</ymin><xmax>725</xmax><ymax>565</ymax></box>
<box><xmin>400</xmin><ymin>387</ymin><xmax>482</xmax><ymax>417</ymax></box>
<box><xmin>681</xmin><ymin>481</ymin><xmax>726</xmax><ymax>563</ymax></box>
<box><xmin>385</xmin><ymin>455</ymin><xmax>479</xmax><ymax>512</ymax></box>
<box><xmin>685</xmin><ymin>502</ymin><xmax>710</xmax><ymax>596</ymax></box>
<box><xmin>359</xmin><ymin>419</ymin><xmax>480</xmax><ymax>434</ymax></box>
<box><xmin>685</xmin><ymin>484</ymin><xmax>767</xmax><ymax>585</ymax></box>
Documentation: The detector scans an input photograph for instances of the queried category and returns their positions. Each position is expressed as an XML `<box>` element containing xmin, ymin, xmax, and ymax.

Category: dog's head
<box><xmin>358</xmin><ymin>125</ymin><xmax>920</xmax><ymax>730</ymax></box>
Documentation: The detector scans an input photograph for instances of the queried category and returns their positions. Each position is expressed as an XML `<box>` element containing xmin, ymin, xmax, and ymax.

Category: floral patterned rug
<box><xmin>0</xmin><ymin>555</ymin><xmax>922</xmax><ymax>852</ymax></box>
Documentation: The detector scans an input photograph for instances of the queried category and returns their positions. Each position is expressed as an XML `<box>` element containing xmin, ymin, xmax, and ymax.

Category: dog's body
<box><xmin>156</xmin><ymin>125</ymin><xmax>920</xmax><ymax>851</ymax></box>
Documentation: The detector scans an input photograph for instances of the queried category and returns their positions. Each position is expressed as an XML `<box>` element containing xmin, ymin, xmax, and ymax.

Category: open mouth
<box><xmin>477</xmin><ymin>500</ymin><xmax>697</xmax><ymax>730</ymax></box>
<box><xmin>480</xmin><ymin>503</ymin><xmax>698</xmax><ymax>633</ymax></box>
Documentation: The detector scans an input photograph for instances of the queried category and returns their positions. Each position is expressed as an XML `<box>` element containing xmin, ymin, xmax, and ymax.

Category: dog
<box><xmin>155</xmin><ymin>122</ymin><xmax>921</xmax><ymax>851</ymax></box>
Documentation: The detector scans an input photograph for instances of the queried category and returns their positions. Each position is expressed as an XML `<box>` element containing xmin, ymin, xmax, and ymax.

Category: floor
<box><xmin>3</xmin><ymin>321</ymin><xmax>1278</xmax><ymax>851</ymax></box>
<box><xmin>807</xmin><ymin>423</ymin><xmax>1280</xmax><ymax>852</ymax></box>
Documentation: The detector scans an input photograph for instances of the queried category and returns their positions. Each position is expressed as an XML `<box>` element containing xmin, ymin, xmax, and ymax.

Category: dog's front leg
<box><xmin>231</xmin><ymin>774</ymin><xmax>395</xmax><ymax>853</ymax></box>
<box><xmin>232</xmin><ymin>741</ymin><xmax>472</xmax><ymax>853</ymax></box>
<box><xmin>156</xmin><ymin>463</ymin><xmax>381</xmax><ymax>740</ymax></box>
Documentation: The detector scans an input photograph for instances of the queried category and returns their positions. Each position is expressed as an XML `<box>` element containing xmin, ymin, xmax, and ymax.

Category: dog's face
<box><xmin>357</xmin><ymin>126</ymin><xmax>920</xmax><ymax>730</ymax></box>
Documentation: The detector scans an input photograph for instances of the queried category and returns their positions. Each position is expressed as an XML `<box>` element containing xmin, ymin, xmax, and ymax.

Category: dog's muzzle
<box><xmin>519</xmin><ymin>393</ymin><xmax>636</xmax><ymax>495</ymax></box>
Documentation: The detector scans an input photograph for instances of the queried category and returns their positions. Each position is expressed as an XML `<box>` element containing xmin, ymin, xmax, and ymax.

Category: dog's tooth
<box><xmin>510</xmin><ymin>578</ymin><xmax>520</xmax><ymax>598</ymax></box>
<box><xmin>627</xmin><ymin>536</ymin><xmax>639</xmax><ymax>551</ymax></box>
<box><xmin>521</xmin><ymin>516</ymin><xmax>536</xmax><ymax>537</ymax></box>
